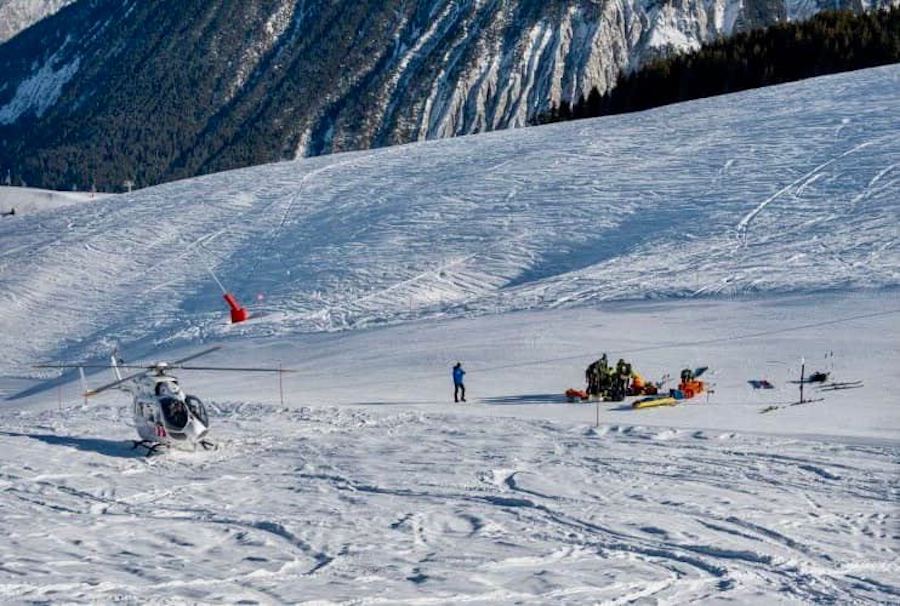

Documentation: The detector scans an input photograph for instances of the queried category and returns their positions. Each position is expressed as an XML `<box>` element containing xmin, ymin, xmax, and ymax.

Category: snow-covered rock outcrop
<box><xmin>0</xmin><ymin>0</ymin><xmax>74</xmax><ymax>42</ymax></box>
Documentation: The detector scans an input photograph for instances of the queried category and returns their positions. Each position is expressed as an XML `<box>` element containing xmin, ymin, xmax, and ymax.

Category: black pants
<box><xmin>454</xmin><ymin>383</ymin><xmax>466</xmax><ymax>402</ymax></box>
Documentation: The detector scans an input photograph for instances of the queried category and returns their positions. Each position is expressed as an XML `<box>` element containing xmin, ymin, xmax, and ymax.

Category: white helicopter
<box><xmin>37</xmin><ymin>346</ymin><xmax>289</xmax><ymax>455</ymax></box>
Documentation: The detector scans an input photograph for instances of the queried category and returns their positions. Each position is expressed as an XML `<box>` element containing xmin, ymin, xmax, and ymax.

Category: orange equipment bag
<box><xmin>565</xmin><ymin>388</ymin><xmax>589</xmax><ymax>402</ymax></box>
<box><xmin>678</xmin><ymin>380</ymin><xmax>705</xmax><ymax>399</ymax></box>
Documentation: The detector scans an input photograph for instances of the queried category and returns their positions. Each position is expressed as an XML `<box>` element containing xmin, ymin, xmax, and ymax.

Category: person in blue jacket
<box><xmin>452</xmin><ymin>362</ymin><xmax>466</xmax><ymax>402</ymax></box>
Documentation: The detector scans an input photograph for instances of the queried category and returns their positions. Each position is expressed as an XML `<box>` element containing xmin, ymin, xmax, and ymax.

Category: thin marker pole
<box><xmin>278</xmin><ymin>363</ymin><xmax>285</xmax><ymax>407</ymax></box>
<box><xmin>799</xmin><ymin>359</ymin><xmax>805</xmax><ymax>404</ymax></box>
<box><xmin>206</xmin><ymin>266</ymin><xmax>228</xmax><ymax>295</ymax></box>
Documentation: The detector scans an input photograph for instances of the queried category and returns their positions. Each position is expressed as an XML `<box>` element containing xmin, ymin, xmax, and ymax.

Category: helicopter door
<box><xmin>135</xmin><ymin>401</ymin><xmax>156</xmax><ymax>422</ymax></box>
<box><xmin>185</xmin><ymin>395</ymin><xmax>209</xmax><ymax>426</ymax></box>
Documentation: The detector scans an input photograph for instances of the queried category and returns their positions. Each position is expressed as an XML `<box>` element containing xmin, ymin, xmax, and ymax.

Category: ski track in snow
<box><xmin>734</xmin><ymin>137</ymin><xmax>884</xmax><ymax>246</ymax></box>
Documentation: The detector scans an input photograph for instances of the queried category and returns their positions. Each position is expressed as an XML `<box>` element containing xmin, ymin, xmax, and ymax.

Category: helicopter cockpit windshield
<box><xmin>159</xmin><ymin>397</ymin><xmax>189</xmax><ymax>429</ymax></box>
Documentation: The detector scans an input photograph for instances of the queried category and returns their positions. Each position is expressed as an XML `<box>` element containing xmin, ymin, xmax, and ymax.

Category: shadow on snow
<box><xmin>0</xmin><ymin>431</ymin><xmax>145</xmax><ymax>458</ymax></box>
<box><xmin>479</xmin><ymin>393</ymin><xmax>565</xmax><ymax>405</ymax></box>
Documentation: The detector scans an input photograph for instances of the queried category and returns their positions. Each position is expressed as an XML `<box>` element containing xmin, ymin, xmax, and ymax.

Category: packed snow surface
<box><xmin>0</xmin><ymin>185</ymin><xmax>108</xmax><ymax>215</ymax></box>
<box><xmin>0</xmin><ymin>67</ymin><xmax>898</xmax><ymax>603</ymax></box>
<box><xmin>1</xmin><ymin>400</ymin><xmax>896</xmax><ymax>603</ymax></box>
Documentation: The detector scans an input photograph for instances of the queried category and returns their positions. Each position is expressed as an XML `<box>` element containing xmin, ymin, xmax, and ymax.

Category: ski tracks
<box><xmin>734</xmin><ymin>137</ymin><xmax>889</xmax><ymax>248</ymax></box>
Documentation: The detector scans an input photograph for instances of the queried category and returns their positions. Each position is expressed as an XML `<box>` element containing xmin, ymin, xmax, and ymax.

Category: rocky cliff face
<box><xmin>0</xmin><ymin>0</ymin><xmax>888</xmax><ymax>189</ymax></box>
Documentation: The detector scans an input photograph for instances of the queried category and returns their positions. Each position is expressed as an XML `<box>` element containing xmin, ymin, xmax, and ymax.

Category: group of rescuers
<box><xmin>451</xmin><ymin>357</ymin><xmax>697</xmax><ymax>402</ymax></box>
<box><xmin>585</xmin><ymin>354</ymin><xmax>649</xmax><ymax>401</ymax></box>
<box><xmin>586</xmin><ymin>356</ymin><xmax>700</xmax><ymax>401</ymax></box>
<box><xmin>450</xmin><ymin>359</ymin><xmax>634</xmax><ymax>403</ymax></box>
<box><xmin>585</xmin><ymin>354</ymin><xmax>703</xmax><ymax>401</ymax></box>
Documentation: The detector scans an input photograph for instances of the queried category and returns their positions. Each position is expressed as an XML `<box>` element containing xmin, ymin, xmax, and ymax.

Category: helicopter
<box><xmin>36</xmin><ymin>346</ymin><xmax>289</xmax><ymax>455</ymax></box>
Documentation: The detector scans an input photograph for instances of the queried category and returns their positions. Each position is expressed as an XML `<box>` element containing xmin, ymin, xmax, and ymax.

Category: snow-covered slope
<box><xmin>0</xmin><ymin>68</ymin><xmax>898</xmax><ymax>604</ymax></box>
<box><xmin>1</xmin><ymin>66</ymin><xmax>896</xmax><ymax>375</ymax></box>
<box><xmin>0</xmin><ymin>185</ymin><xmax>109</xmax><ymax>215</ymax></box>
<box><xmin>1</xmin><ymin>396</ymin><xmax>896</xmax><ymax>603</ymax></box>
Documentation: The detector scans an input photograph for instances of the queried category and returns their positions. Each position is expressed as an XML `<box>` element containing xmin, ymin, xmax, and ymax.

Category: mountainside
<box><xmin>1</xmin><ymin>66</ymin><xmax>897</xmax><ymax>376</ymax></box>
<box><xmin>537</xmin><ymin>8</ymin><xmax>900</xmax><ymax>123</ymax></box>
<box><xmin>0</xmin><ymin>0</ymin><xmax>74</xmax><ymax>43</ymax></box>
<box><xmin>0</xmin><ymin>0</ymin><xmax>891</xmax><ymax>191</ymax></box>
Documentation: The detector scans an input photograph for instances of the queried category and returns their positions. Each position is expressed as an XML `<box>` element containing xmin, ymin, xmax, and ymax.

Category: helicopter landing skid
<box><xmin>131</xmin><ymin>440</ymin><xmax>165</xmax><ymax>457</ymax></box>
<box><xmin>199</xmin><ymin>439</ymin><xmax>217</xmax><ymax>451</ymax></box>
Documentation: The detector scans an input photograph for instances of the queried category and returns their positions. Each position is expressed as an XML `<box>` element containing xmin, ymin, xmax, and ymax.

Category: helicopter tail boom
<box><xmin>78</xmin><ymin>366</ymin><xmax>88</xmax><ymax>396</ymax></box>
<box><xmin>110</xmin><ymin>351</ymin><xmax>123</xmax><ymax>381</ymax></box>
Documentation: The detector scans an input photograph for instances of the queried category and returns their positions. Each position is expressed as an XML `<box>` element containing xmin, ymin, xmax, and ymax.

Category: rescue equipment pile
<box><xmin>567</xmin><ymin>356</ymin><xmax>708</xmax><ymax>409</ymax></box>
<box><xmin>584</xmin><ymin>355</ymin><xmax>660</xmax><ymax>402</ymax></box>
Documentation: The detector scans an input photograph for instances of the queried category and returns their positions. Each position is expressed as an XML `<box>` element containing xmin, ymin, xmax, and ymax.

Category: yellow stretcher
<box><xmin>632</xmin><ymin>395</ymin><xmax>678</xmax><ymax>409</ymax></box>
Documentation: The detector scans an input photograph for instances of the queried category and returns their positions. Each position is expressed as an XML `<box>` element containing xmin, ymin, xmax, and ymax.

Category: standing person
<box><xmin>598</xmin><ymin>354</ymin><xmax>610</xmax><ymax>398</ymax></box>
<box><xmin>452</xmin><ymin>362</ymin><xmax>466</xmax><ymax>402</ymax></box>
<box><xmin>585</xmin><ymin>361</ymin><xmax>598</xmax><ymax>396</ymax></box>
<box><xmin>611</xmin><ymin>358</ymin><xmax>629</xmax><ymax>401</ymax></box>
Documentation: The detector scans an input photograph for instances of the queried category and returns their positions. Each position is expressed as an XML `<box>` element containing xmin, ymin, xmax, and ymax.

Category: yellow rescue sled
<box><xmin>632</xmin><ymin>395</ymin><xmax>678</xmax><ymax>409</ymax></box>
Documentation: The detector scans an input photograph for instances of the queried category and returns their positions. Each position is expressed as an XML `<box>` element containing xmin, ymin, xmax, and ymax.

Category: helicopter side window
<box><xmin>159</xmin><ymin>397</ymin><xmax>189</xmax><ymax>429</ymax></box>
<box><xmin>185</xmin><ymin>395</ymin><xmax>208</xmax><ymax>426</ymax></box>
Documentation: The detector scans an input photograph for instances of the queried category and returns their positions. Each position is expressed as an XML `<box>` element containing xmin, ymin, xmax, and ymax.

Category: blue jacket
<box><xmin>453</xmin><ymin>366</ymin><xmax>465</xmax><ymax>385</ymax></box>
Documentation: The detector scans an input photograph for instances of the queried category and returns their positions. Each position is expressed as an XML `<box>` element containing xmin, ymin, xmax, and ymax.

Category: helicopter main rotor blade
<box><xmin>171</xmin><ymin>346</ymin><xmax>222</xmax><ymax>366</ymax></box>
<box><xmin>37</xmin><ymin>345</ymin><xmax>224</xmax><ymax>371</ymax></box>
<box><xmin>84</xmin><ymin>368</ymin><xmax>150</xmax><ymax>396</ymax></box>
<box><xmin>169</xmin><ymin>365</ymin><xmax>295</xmax><ymax>373</ymax></box>
<box><xmin>35</xmin><ymin>364</ymin><xmax>153</xmax><ymax>370</ymax></box>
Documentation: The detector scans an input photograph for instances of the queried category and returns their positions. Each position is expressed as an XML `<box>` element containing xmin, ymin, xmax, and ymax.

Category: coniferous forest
<box><xmin>1</xmin><ymin>5</ymin><xmax>897</xmax><ymax>192</ymax></box>
<box><xmin>535</xmin><ymin>8</ymin><xmax>900</xmax><ymax>126</ymax></box>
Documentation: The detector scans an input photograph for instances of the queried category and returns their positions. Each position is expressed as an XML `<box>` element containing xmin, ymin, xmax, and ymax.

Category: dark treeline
<box><xmin>535</xmin><ymin>8</ymin><xmax>900</xmax><ymax>125</ymax></box>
